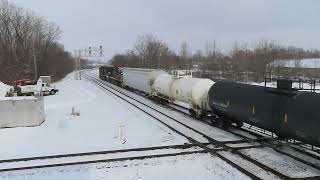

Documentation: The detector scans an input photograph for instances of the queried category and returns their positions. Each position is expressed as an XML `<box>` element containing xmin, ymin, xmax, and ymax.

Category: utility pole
<box><xmin>74</xmin><ymin>46</ymin><xmax>104</xmax><ymax>80</ymax></box>
<box><xmin>74</xmin><ymin>50</ymin><xmax>82</xmax><ymax>80</ymax></box>
<box><xmin>33</xmin><ymin>40</ymin><xmax>38</xmax><ymax>80</ymax></box>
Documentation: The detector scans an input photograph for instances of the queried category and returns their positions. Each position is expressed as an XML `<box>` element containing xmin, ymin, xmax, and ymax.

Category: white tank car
<box><xmin>122</xmin><ymin>68</ymin><xmax>168</xmax><ymax>95</ymax></box>
<box><xmin>154</xmin><ymin>72</ymin><xmax>214</xmax><ymax>117</ymax></box>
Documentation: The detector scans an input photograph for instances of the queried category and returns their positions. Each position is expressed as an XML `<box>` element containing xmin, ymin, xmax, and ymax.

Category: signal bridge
<box><xmin>74</xmin><ymin>46</ymin><xmax>104</xmax><ymax>80</ymax></box>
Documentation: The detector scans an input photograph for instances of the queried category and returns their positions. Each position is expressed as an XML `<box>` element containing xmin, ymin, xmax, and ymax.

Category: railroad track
<box><xmin>92</xmin><ymin>73</ymin><xmax>320</xmax><ymax>146</ymax></box>
<box><xmin>85</xmin><ymin>72</ymin><xmax>320</xmax><ymax>180</ymax></box>
<box><xmin>89</xmin><ymin>71</ymin><xmax>320</xmax><ymax>171</ymax></box>
<box><xmin>168</xmin><ymin>103</ymin><xmax>320</xmax><ymax>171</ymax></box>
<box><xmin>0</xmin><ymin>144</ymin><xmax>204</xmax><ymax>173</ymax></box>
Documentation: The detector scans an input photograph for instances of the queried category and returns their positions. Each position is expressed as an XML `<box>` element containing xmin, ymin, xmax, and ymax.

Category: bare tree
<box><xmin>179</xmin><ymin>41</ymin><xmax>192</xmax><ymax>68</ymax></box>
<box><xmin>0</xmin><ymin>0</ymin><xmax>72</xmax><ymax>83</ymax></box>
<box><xmin>205</xmin><ymin>40</ymin><xmax>217</xmax><ymax>58</ymax></box>
<box><xmin>110</xmin><ymin>32</ymin><xmax>320</xmax><ymax>81</ymax></box>
<box><xmin>133</xmin><ymin>34</ymin><xmax>169</xmax><ymax>68</ymax></box>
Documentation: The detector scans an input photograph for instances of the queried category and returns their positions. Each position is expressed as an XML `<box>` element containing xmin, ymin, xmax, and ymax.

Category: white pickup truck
<box><xmin>18</xmin><ymin>80</ymin><xmax>58</xmax><ymax>96</ymax></box>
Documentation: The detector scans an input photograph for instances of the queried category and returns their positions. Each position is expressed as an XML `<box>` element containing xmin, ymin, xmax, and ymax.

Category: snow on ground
<box><xmin>0</xmin><ymin>153</ymin><xmax>250</xmax><ymax>180</ymax></box>
<box><xmin>0</xmin><ymin>73</ymin><xmax>253</xmax><ymax>179</ymax></box>
<box><xmin>0</xmin><ymin>72</ymin><xmax>187</xmax><ymax>160</ymax></box>
<box><xmin>2</xmin><ymin>71</ymin><xmax>319</xmax><ymax>179</ymax></box>
<box><xmin>241</xmin><ymin>147</ymin><xmax>320</xmax><ymax>178</ymax></box>
<box><xmin>0</xmin><ymin>82</ymin><xmax>10</xmax><ymax>99</ymax></box>
<box><xmin>88</xmin><ymin>70</ymin><xmax>243</xmax><ymax>142</ymax></box>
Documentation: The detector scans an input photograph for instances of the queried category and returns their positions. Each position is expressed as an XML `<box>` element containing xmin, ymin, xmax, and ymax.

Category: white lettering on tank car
<box><xmin>212</xmin><ymin>101</ymin><xmax>229</xmax><ymax>112</ymax></box>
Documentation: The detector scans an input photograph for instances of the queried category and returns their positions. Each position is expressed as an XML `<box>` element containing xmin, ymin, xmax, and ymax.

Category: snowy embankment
<box><xmin>0</xmin><ymin>72</ymin><xmax>187</xmax><ymax>160</ymax></box>
<box><xmin>0</xmin><ymin>82</ymin><xmax>10</xmax><ymax>99</ymax></box>
<box><xmin>0</xmin><ymin>72</ymin><xmax>252</xmax><ymax>180</ymax></box>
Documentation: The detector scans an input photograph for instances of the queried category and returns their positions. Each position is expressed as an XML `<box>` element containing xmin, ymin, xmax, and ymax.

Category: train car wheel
<box><xmin>217</xmin><ymin>119</ymin><xmax>224</xmax><ymax>128</ymax></box>
<box><xmin>196</xmin><ymin>113</ymin><xmax>204</xmax><ymax>120</ymax></box>
<box><xmin>235</xmin><ymin>122</ymin><xmax>244</xmax><ymax>128</ymax></box>
<box><xmin>189</xmin><ymin>109</ymin><xmax>197</xmax><ymax>118</ymax></box>
<box><xmin>210</xmin><ymin>119</ymin><xmax>215</xmax><ymax>126</ymax></box>
<box><xmin>159</xmin><ymin>99</ymin><xmax>165</xmax><ymax>105</ymax></box>
<box><xmin>221</xmin><ymin>121</ymin><xmax>230</xmax><ymax>129</ymax></box>
<box><xmin>214</xmin><ymin>118</ymin><xmax>229</xmax><ymax>129</ymax></box>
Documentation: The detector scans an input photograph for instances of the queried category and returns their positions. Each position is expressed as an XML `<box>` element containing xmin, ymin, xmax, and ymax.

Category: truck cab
<box><xmin>41</xmin><ymin>83</ymin><xmax>58</xmax><ymax>95</ymax></box>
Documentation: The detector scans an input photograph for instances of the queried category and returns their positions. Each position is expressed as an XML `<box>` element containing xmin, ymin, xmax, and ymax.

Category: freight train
<box><xmin>99</xmin><ymin>66</ymin><xmax>320</xmax><ymax>147</ymax></box>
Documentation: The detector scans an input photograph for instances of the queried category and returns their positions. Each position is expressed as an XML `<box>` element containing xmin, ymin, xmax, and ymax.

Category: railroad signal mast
<box><xmin>74</xmin><ymin>46</ymin><xmax>104</xmax><ymax>80</ymax></box>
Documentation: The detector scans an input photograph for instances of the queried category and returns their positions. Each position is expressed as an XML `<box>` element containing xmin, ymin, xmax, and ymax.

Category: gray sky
<box><xmin>9</xmin><ymin>0</ymin><xmax>320</xmax><ymax>60</ymax></box>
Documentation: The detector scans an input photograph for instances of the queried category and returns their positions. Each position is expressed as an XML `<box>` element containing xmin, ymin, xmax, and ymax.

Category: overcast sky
<box><xmin>9</xmin><ymin>0</ymin><xmax>320</xmax><ymax>60</ymax></box>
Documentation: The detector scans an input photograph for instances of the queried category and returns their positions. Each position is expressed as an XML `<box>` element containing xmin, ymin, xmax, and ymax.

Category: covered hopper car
<box><xmin>122</xmin><ymin>68</ymin><xmax>167</xmax><ymax>95</ymax></box>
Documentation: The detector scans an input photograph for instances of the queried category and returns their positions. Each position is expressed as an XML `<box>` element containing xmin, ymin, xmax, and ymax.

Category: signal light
<box><xmin>88</xmin><ymin>46</ymin><xmax>92</xmax><ymax>56</ymax></box>
<box><xmin>99</xmin><ymin>46</ymin><xmax>103</xmax><ymax>56</ymax></box>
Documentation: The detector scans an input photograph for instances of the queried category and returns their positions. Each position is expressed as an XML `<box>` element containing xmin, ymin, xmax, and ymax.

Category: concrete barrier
<box><xmin>0</xmin><ymin>96</ymin><xmax>45</xmax><ymax>128</ymax></box>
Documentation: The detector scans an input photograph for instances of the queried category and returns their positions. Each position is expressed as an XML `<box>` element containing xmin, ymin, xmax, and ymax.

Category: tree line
<box><xmin>0</xmin><ymin>0</ymin><xmax>74</xmax><ymax>84</ymax></box>
<box><xmin>111</xmin><ymin>34</ymin><xmax>320</xmax><ymax>82</ymax></box>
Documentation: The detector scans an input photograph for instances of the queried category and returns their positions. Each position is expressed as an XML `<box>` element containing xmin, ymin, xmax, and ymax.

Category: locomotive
<box><xmin>99</xmin><ymin>66</ymin><xmax>122</xmax><ymax>86</ymax></box>
<box><xmin>99</xmin><ymin>66</ymin><xmax>320</xmax><ymax>147</ymax></box>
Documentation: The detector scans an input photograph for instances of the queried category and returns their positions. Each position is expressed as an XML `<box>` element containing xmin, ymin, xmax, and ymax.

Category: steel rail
<box><xmin>87</xmin><ymin>73</ymin><xmax>293</xmax><ymax>180</ymax></box>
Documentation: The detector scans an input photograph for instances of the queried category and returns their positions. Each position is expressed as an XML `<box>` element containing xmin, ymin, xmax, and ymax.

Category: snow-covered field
<box><xmin>0</xmin><ymin>73</ymin><xmax>251</xmax><ymax>180</ymax></box>
<box><xmin>0</xmin><ymin>73</ymin><xmax>188</xmax><ymax>160</ymax></box>
<box><xmin>1</xmin><ymin>72</ymin><xmax>320</xmax><ymax>179</ymax></box>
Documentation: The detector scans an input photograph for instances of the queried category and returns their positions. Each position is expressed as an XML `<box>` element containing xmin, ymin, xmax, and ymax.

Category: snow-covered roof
<box><xmin>270</xmin><ymin>58</ymin><xmax>320</xmax><ymax>69</ymax></box>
